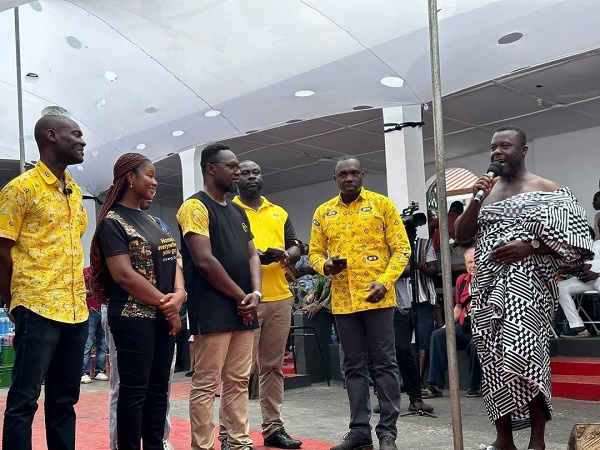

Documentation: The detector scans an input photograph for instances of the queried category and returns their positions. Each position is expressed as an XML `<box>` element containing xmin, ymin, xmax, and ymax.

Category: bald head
<box><xmin>34</xmin><ymin>115</ymin><xmax>78</xmax><ymax>149</ymax></box>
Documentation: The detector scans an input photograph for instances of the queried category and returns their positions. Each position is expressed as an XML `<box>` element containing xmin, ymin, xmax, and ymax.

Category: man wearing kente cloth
<box><xmin>455</xmin><ymin>126</ymin><xmax>593</xmax><ymax>450</ymax></box>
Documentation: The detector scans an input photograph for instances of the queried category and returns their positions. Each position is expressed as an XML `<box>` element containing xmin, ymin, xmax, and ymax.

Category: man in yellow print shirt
<box><xmin>309</xmin><ymin>157</ymin><xmax>410</xmax><ymax>450</ymax></box>
<box><xmin>0</xmin><ymin>115</ymin><xmax>89</xmax><ymax>450</ymax></box>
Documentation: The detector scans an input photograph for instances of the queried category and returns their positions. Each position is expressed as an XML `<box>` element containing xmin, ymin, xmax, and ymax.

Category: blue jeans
<box><xmin>2</xmin><ymin>306</ymin><xmax>88</xmax><ymax>450</ymax></box>
<box><xmin>83</xmin><ymin>309</ymin><xmax>107</xmax><ymax>373</ymax></box>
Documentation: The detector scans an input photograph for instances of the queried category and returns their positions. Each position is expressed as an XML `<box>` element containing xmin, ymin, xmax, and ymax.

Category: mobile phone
<box><xmin>265</xmin><ymin>247</ymin><xmax>285</xmax><ymax>257</ymax></box>
<box><xmin>331</xmin><ymin>258</ymin><xmax>347</xmax><ymax>265</ymax></box>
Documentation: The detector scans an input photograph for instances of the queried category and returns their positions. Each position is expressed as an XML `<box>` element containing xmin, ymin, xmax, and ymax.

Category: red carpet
<box><xmin>0</xmin><ymin>380</ymin><xmax>334</xmax><ymax>449</ymax></box>
<box><xmin>551</xmin><ymin>356</ymin><xmax>600</xmax><ymax>401</ymax></box>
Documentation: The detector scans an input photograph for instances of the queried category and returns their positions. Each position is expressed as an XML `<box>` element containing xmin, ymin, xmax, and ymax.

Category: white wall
<box><xmin>424</xmin><ymin>125</ymin><xmax>600</xmax><ymax>223</ymax></box>
<box><xmin>268</xmin><ymin>174</ymin><xmax>388</xmax><ymax>243</ymax></box>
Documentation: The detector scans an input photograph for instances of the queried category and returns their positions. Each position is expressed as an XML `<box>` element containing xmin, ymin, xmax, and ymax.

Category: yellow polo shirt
<box><xmin>233</xmin><ymin>196</ymin><xmax>295</xmax><ymax>301</ymax></box>
<box><xmin>0</xmin><ymin>161</ymin><xmax>88</xmax><ymax>323</ymax></box>
<box><xmin>309</xmin><ymin>188</ymin><xmax>411</xmax><ymax>314</ymax></box>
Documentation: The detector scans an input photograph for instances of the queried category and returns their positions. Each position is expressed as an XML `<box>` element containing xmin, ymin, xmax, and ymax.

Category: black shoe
<box><xmin>379</xmin><ymin>436</ymin><xmax>397</xmax><ymax>450</ymax></box>
<box><xmin>264</xmin><ymin>428</ymin><xmax>302</xmax><ymax>449</ymax></box>
<box><xmin>372</xmin><ymin>403</ymin><xmax>380</xmax><ymax>414</ymax></box>
<box><xmin>330</xmin><ymin>432</ymin><xmax>373</xmax><ymax>450</ymax></box>
<box><xmin>466</xmin><ymin>388</ymin><xmax>482</xmax><ymax>398</ymax></box>
<box><xmin>408</xmin><ymin>400</ymin><xmax>434</xmax><ymax>413</ymax></box>
<box><xmin>220</xmin><ymin>437</ymin><xmax>230</xmax><ymax>450</ymax></box>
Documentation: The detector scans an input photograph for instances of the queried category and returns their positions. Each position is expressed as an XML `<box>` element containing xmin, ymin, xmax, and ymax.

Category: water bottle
<box><xmin>330</xmin><ymin>324</ymin><xmax>339</xmax><ymax>344</ymax></box>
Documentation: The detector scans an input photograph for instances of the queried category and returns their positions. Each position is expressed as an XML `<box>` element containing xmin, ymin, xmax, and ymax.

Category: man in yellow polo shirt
<box><xmin>222</xmin><ymin>160</ymin><xmax>302</xmax><ymax>449</ymax></box>
<box><xmin>0</xmin><ymin>115</ymin><xmax>88</xmax><ymax>450</ymax></box>
<box><xmin>309</xmin><ymin>157</ymin><xmax>410</xmax><ymax>450</ymax></box>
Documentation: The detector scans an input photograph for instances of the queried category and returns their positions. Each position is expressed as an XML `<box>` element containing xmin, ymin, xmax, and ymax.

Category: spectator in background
<box><xmin>81</xmin><ymin>267</ymin><xmax>109</xmax><ymax>384</ymax></box>
<box><xmin>429</xmin><ymin>200</ymin><xmax>464</xmax><ymax>252</ymax></box>
<box><xmin>422</xmin><ymin>247</ymin><xmax>482</xmax><ymax>399</ymax></box>
<box><xmin>0</xmin><ymin>115</ymin><xmax>89</xmax><ymax>450</ymax></box>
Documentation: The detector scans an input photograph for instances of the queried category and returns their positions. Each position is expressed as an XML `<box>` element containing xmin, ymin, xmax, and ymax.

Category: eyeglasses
<box><xmin>211</xmin><ymin>161</ymin><xmax>240</xmax><ymax>171</ymax></box>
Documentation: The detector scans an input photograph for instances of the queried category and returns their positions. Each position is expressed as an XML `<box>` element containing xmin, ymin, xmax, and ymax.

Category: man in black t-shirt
<box><xmin>177</xmin><ymin>143</ymin><xmax>261</xmax><ymax>450</ymax></box>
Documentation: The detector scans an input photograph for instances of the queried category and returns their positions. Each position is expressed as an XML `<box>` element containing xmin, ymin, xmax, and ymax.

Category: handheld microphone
<box><xmin>473</xmin><ymin>162</ymin><xmax>502</xmax><ymax>204</ymax></box>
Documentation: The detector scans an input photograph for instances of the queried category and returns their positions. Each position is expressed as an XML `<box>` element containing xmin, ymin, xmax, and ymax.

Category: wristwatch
<box><xmin>252</xmin><ymin>290</ymin><xmax>263</xmax><ymax>301</ymax></box>
<box><xmin>530</xmin><ymin>239</ymin><xmax>540</xmax><ymax>252</ymax></box>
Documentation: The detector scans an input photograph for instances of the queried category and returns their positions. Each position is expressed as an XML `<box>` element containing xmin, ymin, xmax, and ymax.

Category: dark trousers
<box><xmin>393</xmin><ymin>309</ymin><xmax>422</xmax><ymax>404</ymax></box>
<box><xmin>427</xmin><ymin>323</ymin><xmax>482</xmax><ymax>390</ymax></box>
<box><xmin>336</xmin><ymin>307</ymin><xmax>400</xmax><ymax>440</ymax></box>
<box><xmin>108</xmin><ymin>314</ymin><xmax>175</xmax><ymax>450</ymax></box>
<box><xmin>2</xmin><ymin>306</ymin><xmax>88</xmax><ymax>450</ymax></box>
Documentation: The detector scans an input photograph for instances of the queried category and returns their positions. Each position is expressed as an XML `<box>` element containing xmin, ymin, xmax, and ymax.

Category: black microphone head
<box><xmin>488</xmin><ymin>161</ymin><xmax>502</xmax><ymax>176</ymax></box>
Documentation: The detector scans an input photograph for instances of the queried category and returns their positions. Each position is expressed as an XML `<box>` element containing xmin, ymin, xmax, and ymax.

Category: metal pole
<box><xmin>426</xmin><ymin>1</ymin><xmax>464</xmax><ymax>449</ymax></box>
<box><xmin>14</xmin><ymin>6</ymin><xmax>26</xmax><ymax>174</ymax></box>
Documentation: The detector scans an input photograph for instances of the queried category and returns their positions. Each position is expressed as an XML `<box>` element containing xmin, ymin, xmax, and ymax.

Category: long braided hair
<box><xmin>89</xmin><ymin>153</ymin><xmax>152</xmax><ymax>301</ymax></box>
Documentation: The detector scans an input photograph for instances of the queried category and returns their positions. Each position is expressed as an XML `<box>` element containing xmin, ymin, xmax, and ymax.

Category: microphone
<box><xmin>64</xmin><ymin>187</ymin><xmax>73</xmax><ymax>195</ymax></box>
<box><xmin>473</xmin><ymin>162</ymin><xmax>502</xmax><ymax>204</ymax></box>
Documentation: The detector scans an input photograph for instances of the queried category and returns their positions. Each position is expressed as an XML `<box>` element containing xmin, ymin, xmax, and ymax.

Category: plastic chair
<box><xmin>573</xmin><ymin>290</ymin><xmax>600</xmax><ymax>335</ymax></box>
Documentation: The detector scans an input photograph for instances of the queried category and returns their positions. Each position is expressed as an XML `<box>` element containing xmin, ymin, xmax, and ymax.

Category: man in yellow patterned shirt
<box><xmin>0</xmin><ymin>115</ymin><xmax>88</xmax><ymax>450</ymax></box>
<box><xmin>309</xmin><ymin>157</ymin><xmax>410</xmax><ymax>450</ymax></box>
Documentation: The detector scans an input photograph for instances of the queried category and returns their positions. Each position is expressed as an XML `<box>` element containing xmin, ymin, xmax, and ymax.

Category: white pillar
<box><xmin>81</xmin><ymin>198</ymin><xmax>97</xmax><ymax>266</ymax></box>
<box><xmin>179</xmin><ymin>147</ymin><xmax>203</xmax><ymax>199</ymax></box>
<box><xmin>383</xmin><ymin>106</ymin><xmax>427</xmax><ymax>237</ymax></box>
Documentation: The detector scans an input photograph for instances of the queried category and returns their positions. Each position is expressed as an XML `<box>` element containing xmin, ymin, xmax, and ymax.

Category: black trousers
<box><xmin>108</xmin><ymin>314</ymin><xmax>175</xmax><ymax>450</ymax></box>
<box><xmin>2</xmin><ymin>306</ymin><xmax>88</xmax><ymax>450</ymax></box>
<box><xmin>393</xmin><ymin>309</ymin><xmax>423</xmax><ymax>404</ymax></box>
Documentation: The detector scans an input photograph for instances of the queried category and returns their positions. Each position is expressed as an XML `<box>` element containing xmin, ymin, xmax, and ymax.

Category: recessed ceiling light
<box><xmin>145</xmin><ymin>106</ymin><xmax>158</xmax><ymax>114</ymax></box>
<box><xmin>380</xmin><ymin>76</ymin><xmax>404</xmax><ymax>88</ymax></box>
<box><xmin>29</xmin><ymin>1</ymin><xmax>42</xmax><ymax>12</ymax></box>
<box><xmin>92</xmin><ymin>150</ymin><xmax>99</xmax><ymax>157</ymax></box>
<box><xmin>104</xmin><ymin>71</ymin><xmax>118</xmax><ymax>81</ymax></box>
<box><xmin>286</xmin><ymin>119</ymin><xmax>303</xmax><ymax>124</ymax></box>
<box><xmin>172</xmin><ymin>130</ymin><xmax>184</xmax><ymax>137</ymax></box>
<box><xmin>353</xmin><ymin>105</ymin><xmax>373</xmax><ymax>111</ymax></box>
<box><xmin>25</xmin><ymin>73</ymin><xmax>39</xmax><ymax>82</ymax></box>
<box><xmin>76</xmin><ymin>165</ymin><xmax>84</xmax><ymax>171</ymax></box>
<box><xmin>294</xmin><ymin>90</ymin><xmax>315</xmax><ymax>97</ymax></box>
<box><xmin>136</xmin><ymin>144</ymin><xmax>146</xmax><ymax>150</ymax></box>
<box><xmin>245</xmin><ymin>130</ymin><xmax>259</xmax><ymax>134</ymax></box>
<box><xmin>96</xmin><ymin>99</ymin><xmax>107</xmax><ymax>108</ymax></box>
<box><xmin>204</xmin><ymin>110</ymin><xmax>221</xmax><ymax>117</ymax></box>
<box><xmin>498</xmin><ymin>32</ymin><xmax>523</xmax><ymax>45</ymax></box>
<box><xmin>66</xmin><ymin>36</ymin><xmax>82</xmax><ymax>49</ymax></box>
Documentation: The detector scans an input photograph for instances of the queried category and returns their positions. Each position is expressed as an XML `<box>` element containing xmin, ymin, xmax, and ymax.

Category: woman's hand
<box><xmin>159</xmin><ymin>290</ymin><xmax>186</xmax><ymax>320</ymax></box>
<box><xmin>167</xmin><ymin>314</ymin><xmax>181</xmax><ymax>336</ymax></box>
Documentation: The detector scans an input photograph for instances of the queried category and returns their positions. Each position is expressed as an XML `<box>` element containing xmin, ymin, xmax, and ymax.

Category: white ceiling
<box><xmin>2</xmin><ymin>0</ymin><xmax>600</xmax><ymax>198</ymax></box>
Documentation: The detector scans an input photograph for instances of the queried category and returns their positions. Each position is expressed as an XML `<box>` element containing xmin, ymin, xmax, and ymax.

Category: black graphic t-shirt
<box><xmin>97</xmin><ymin>203</ymin><xmax>178</xmax><ymax>318</ymax></box>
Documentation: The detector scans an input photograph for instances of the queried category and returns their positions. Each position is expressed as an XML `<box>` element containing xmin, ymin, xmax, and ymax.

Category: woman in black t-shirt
<box><xmin>90</xmin><ymin>153</ymin><xmax>186</xmax><ymax>450</ymax></box>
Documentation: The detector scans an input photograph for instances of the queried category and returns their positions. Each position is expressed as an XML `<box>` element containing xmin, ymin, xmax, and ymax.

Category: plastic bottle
<box><xmin>330</xmin><ymin>324</ymin><xmax>339</xmax><ymax>344</ymax></box>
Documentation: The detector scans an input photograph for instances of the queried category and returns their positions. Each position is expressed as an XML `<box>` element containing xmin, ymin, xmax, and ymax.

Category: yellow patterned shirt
<box><xmin>309</xmin><ymin>188</ymin><xmax>411</xmax><ymax>314</ymax></box>
<box><xmin>0</xmin><ymin>161</ymin><xmax>88</xmax><ymax>323</ymax></box>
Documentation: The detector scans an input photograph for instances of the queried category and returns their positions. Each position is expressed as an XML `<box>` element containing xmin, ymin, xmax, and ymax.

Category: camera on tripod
<box><xmin>400</xmin><ymin>201</ymin><xmax>427</xmax><ymax>242</ymax></box>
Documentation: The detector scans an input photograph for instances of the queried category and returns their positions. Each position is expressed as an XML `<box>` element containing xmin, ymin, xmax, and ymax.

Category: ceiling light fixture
<box><xmin>245</xmin><ymin>130</ymin><xmax>259</xmax><ymax>134</ymax></box>
<box><xmin>92</xmin><ymin>150</ymin><xmax>99</xmax><ymax>157</ymax></box>
<box><xmin>25</xmin><ymin>72</ymin><xmax>39</xmax><ymax>81</ymax></box>
<box><xmin>145</xmin><ymin>106</ymin><xmax>158</xmax><ymax>114</ymax></box>
<box><xmin>104</xmin><ymin>71</ymin><xmax>118</xmax><ymax>81</ymax></box>
<box><xmin>172</xmin><ymin>130</ymin><xmax>184</xmax><ymax>137</ymax></box>
<box><xmin>353</xmin><ymin>105</ymin><xmax>373</xmax><ymax>111</ymax></box>
<box><xmin>498</xmin><ymin>32</ymin><xmax>523</xmax><ymax>45</ymax></box>
<box><xmin>286</xmin><ymin>119</ymin><xmax>303</xmax><ymax>124</ymax></box>
<box><xmin>136</xmin><ymin>144</ymin><xmax>146</xmax><ymax>150</ymax></box>
<box><xmin>29</xmin><ymin>1</ymin><xmax>42</xmax><ymax>12</ymax></box>
<box><xmin>96</xmin><ymin>99</ymin><xmax>107</xmax><ymax>108</ymax></box>
<box><xmin>294</xmin><ymin>90</ymin><xmax>315</xmax><ymax>97</ymax></box>
<box><xmin>76</xmin><ymin>165</ymin><xmax>84</xmax><ymax>171</ymax></box>
<box><xmin>66</xmin><ymin>36</ymin><xmax>82</xmax><ymax>49</ymax></box>
<box><xmin>380</xmin><ymin>76</ymin><xmax>404</xmax><ymax>88</ymax></box>
<box><xmin>204</xmin><ymin>110</ymin><xmax>221</xmax><ymax>117</ymax></box>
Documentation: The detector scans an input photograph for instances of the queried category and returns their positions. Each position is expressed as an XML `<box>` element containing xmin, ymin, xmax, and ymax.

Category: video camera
<box><xmin>400</xmin><ymin>201</ymin><xmax>427</xmax><ymax>243</ymax></box>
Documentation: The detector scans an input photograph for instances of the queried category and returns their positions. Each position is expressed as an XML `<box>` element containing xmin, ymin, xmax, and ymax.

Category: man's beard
<box><xmin>229</xmin><ymin>184</ymin><xmax>239</xmax><ymax>194</ymax></box>
<box><xmin>244</xmin><ymin>186</ymin><xmax>260</xmax><ymax>196</ymax></box>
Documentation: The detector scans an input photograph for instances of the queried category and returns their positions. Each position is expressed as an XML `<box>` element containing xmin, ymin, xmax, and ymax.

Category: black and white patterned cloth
<box><xmin>472</xmin><ymin>187</ymin><xmax>593</xmax><ymax>430</ymax></box>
